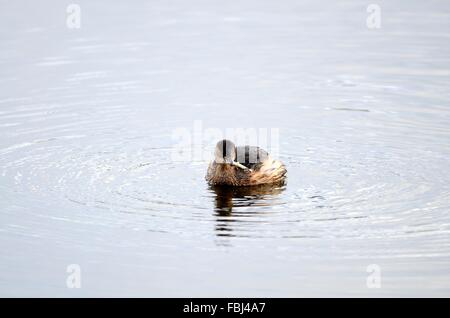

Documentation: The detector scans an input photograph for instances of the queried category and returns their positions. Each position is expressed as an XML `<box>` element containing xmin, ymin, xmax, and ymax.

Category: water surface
<box><xmin>1</xmin><ymin>0</ymin><xmax>450</xmax><ymax>296</ymax></box>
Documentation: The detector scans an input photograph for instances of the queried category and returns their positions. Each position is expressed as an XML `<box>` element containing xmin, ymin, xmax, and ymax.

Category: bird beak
<box><xmin>231</xmin><ymin>161</ymin><xmax>251</xmax><ymax>171</ymax></box>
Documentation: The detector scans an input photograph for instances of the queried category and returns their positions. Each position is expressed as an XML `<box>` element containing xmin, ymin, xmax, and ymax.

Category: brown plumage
<box><xmin>205</xmin><ymin>140</ymin><xmax>287</xmax><ymax>186</ymax></box>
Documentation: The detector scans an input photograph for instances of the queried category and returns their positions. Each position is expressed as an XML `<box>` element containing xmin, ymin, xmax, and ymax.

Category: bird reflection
<box><xmin>210</xmin><ymin>182</ymin><xmax>286</xmax><ymax>240</ymax></box>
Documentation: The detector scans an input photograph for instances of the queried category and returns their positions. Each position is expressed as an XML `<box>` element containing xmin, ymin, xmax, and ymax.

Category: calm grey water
<box><xmin>1</xmin><ymin>0</ymin><xmax>450</xmax><ymax>297</ymax></box>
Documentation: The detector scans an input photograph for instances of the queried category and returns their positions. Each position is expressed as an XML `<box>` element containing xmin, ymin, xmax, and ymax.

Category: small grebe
<box><xmin>206</xmin><ymin>139</ymin><xmax>287</xmax><ymax>186</ymax></box>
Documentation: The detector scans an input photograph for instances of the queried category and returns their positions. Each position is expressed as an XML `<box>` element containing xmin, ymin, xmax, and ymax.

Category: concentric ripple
<box><xmin>1</xmin><ymin>96</ymin><xmax>450</xmax><ymax>259</ymax></box>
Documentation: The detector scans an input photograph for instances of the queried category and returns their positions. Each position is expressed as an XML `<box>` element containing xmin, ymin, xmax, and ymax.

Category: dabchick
<box><xmin>206</xmin><ymin>139</ymin><xmax>287</xmax><ymax>186</ymax></box>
